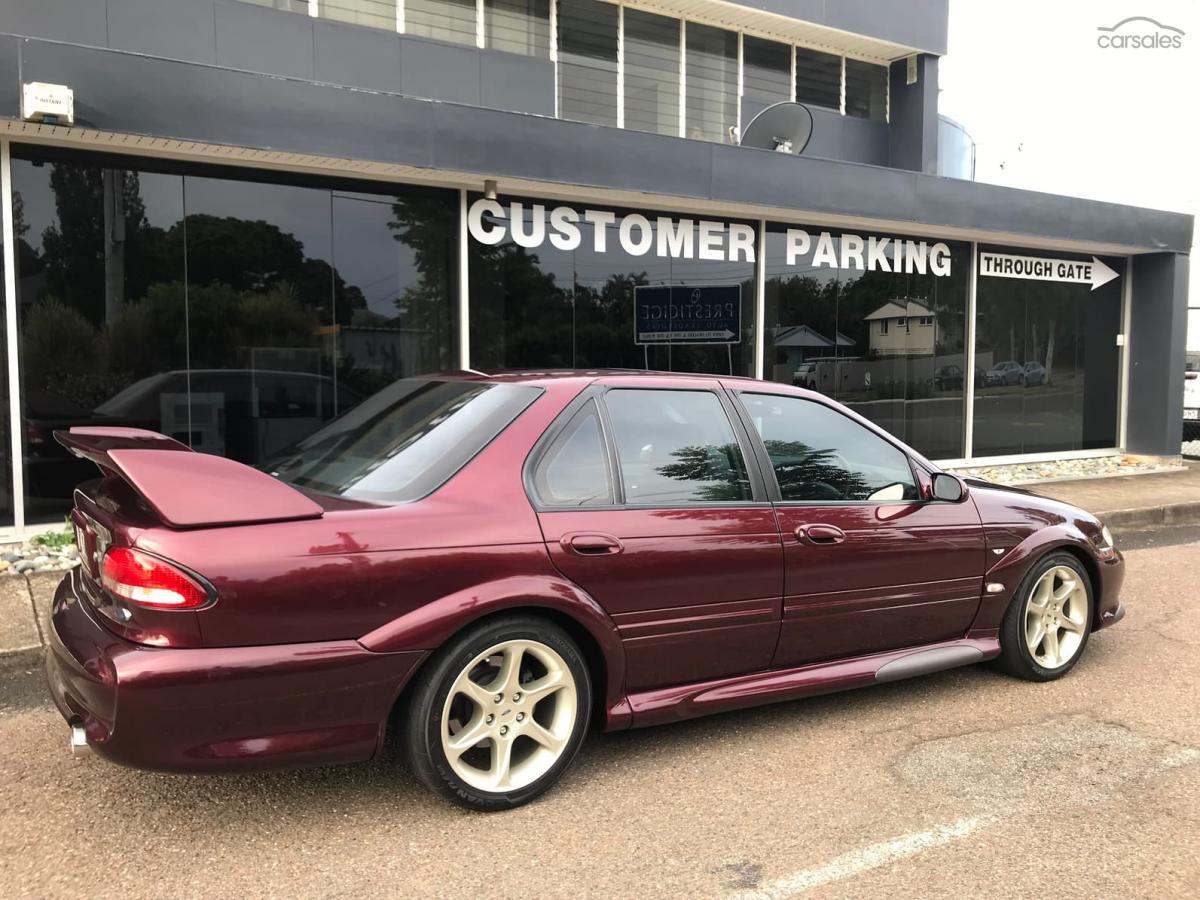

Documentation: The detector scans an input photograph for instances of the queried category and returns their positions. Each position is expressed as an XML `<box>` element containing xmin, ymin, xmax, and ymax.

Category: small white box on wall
<box><xmin>21</xmin><ymin>82</ymin><xmax>75</xmax><ymax>125</ymax></box>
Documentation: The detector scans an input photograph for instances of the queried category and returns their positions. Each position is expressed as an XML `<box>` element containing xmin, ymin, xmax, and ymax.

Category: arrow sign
<box><xmin>633</xmin><ymin>285</ymin><xmax>742</xmax><ymax>345</ymax></box>
<box><xmin>979</xmin><ymin>252</ymin><xmax>1120</xmax><ymax>291</ymax></box>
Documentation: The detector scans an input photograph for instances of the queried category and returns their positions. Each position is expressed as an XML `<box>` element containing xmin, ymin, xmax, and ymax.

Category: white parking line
<box><xmin>729</xmin><ymin>816</ymin><xmax>993</xmax><ymax>900</ymax></box>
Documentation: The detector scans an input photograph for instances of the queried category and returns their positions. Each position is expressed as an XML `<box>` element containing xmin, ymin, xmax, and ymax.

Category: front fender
<box><xmin>968</xmin><ymin>524</ymin><xmax>1099</xmax><ymax>634</ymax></box>
<box><xmin>357</xmin><ymin>575</ymin><xmax>632</xmax><ymax>729</ymax></box>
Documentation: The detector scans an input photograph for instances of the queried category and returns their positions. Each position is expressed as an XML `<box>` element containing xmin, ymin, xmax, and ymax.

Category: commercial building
<box><xmin>0</xmin><ymin>0</ymin><xmax>1192</xmax><ymax>533</ymax></box>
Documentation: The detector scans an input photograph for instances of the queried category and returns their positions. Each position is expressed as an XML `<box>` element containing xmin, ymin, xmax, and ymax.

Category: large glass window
<box><xmin>973</xmin><ymin>247</ymin><xmax>1122</xmax><ymax>456</ymax></box>
<box><xmin>322</xmin><ymin>0</ymin><xmax>398</xmax><ymax>32</ymax></box>
<box><xmin>485</xmin><ymin>0</ymin><xmax>550</xmax><ymax>57</ymax></box>
<box><xmin>763</xmin><ymin>224</ymin><xmax>970</xmax><ymax>460</ymax></box>
<box><xmin>623</xmin><ymin>9</ymin><xmax>680</xmax><ymax>137</ymax></box>
<box><xmin>10</xmin><ymin>146</ymin><xmax>457</xmax><ymax>520</ymax></box>
<box><xmin>741</xmin><ymin>36</ymin><xmax>791</xmax><ymax>126</ymax></box>
<box><xmin>405</xmin><ymin>0</ymin><xmax>477</xmax><ymax>44</ymax></box>
<box><xmin>557</xmin><ymin>0</ymin><xmax>619</xmax><ymax>127</ymax></box>
<box><xmin>685</xmin><ymin>23</ymin><xmax>738</xmax><ymax>143</ymax></box>
<box><xmin>794</xmin><ymin>47</ymin><xmax>842</xmax><ymax>111</ymax></box>
<box><xmin>0</xmin><ymin>201</ymin><xmax>10</xmax><ymax>527</ymax></box>
<box><xmin>739</xmin><ymin>393</ymin><xmax>917</xmax><ymax>502</ymax></box>
<box><xmin>467</xmin><ymin>196</ymin><xmax>757</xmax><ymax>376</ymax></box>
<box><xmin>844</xmin><ymin>58</ymin><xmax>887</xmax><ymax>121</ymax></box>
<box><xmin>604</xmin><ymin>389</ymin><xmax>752</xmax><ymax>504</ymax></box>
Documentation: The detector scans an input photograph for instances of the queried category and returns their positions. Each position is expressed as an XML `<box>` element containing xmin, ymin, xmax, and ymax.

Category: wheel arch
<box><xmin>363</xmin><ymin>576</ymin><xmax>631</xmax><ymax>733</ymax></box>
<box><xmin>972</xmin><ymin>527</ymin><xmax>1102</xmax><ymax>633</ymax></box>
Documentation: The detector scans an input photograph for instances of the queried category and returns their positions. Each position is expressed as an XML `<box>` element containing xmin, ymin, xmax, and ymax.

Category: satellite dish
<box><xmin>739</xmin><ymin>102</ymin><xmax>814</xmax><ymax>155</ymax></box>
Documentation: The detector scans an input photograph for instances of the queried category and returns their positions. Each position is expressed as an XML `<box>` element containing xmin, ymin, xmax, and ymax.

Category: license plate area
<box><xmin>1184</xmin><ymin>408</ymin><xmax>1198</xmax><ymax>421</ymax></box>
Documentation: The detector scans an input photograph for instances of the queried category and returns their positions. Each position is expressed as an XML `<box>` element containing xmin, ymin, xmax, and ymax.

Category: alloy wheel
<box><xmin>440</xmin><ymin>639</ymin><xmax>578</xmax><ymax>793</ymax></box>
<box><xmin>1023</xmin><ymin>565</ymin><xmax>1089</xmax><ymax>668</ymax></box>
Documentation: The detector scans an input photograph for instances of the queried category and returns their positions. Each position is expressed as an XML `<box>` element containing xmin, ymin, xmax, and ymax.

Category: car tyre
<box><xmin>998</xmin><ymin>552</ymin><xmax>1093</xmax><ymax>682</ymax></box>
<box><xmin>402</xmin><ymin>614</ymin><xmax>592</xmax><ymax>811</ymax></box>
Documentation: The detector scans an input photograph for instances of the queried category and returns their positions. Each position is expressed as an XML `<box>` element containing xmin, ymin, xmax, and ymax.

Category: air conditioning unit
<box><xmin>21</xmin><ymin>82</ymin><xmax>74</xmax><ymax>125</ymax></box>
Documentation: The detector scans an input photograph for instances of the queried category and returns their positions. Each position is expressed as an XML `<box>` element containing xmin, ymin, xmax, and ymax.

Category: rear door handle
<box><xmin>795</xmin><ymin>524</ymin><xmax>846</xmax><ymax>544</ymax></box>
<box><xmin>563</xmin><ymin>533</ymin><xmax>624</xmax><ymax>555</ymax></box>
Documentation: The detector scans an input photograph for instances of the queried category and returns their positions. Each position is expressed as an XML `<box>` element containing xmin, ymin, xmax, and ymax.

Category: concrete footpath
<box><xmin>3</xmin><ymin>461</ymin><xmax>1199</xmax><ymax>668</ymax></box>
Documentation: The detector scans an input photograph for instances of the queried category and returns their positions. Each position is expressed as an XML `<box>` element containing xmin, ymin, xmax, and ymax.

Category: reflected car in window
<box><xmin>1020</xmin><ymin>362</ymin><xmax>1047</xmax><ymax>386</ymax></box>
<box><xmin>44</xmin><ymin>371</ymin><xmax>1125</xmax><ymax>811</ymax></box>
<box><xmin>985</xmin><ymin>360</ymin><xmax>1025</xmax><ymax>386</ymax></box>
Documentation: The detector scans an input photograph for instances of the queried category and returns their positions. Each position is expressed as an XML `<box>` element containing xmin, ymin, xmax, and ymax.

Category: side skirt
<box><xmin>618</xmin><ymin>637</ymin><xmax>1000</xmax><ymax>730</ymax></box>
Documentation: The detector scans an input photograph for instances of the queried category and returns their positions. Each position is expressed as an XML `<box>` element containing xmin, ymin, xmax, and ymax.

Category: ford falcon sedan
<box><xmin>45</xmin><ymin>371</ymin><xmax>1124</xmax><ymax>810</ymax></box>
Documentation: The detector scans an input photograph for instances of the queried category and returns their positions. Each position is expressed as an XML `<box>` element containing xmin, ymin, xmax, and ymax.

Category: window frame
<box><xmin>523</xmin><ymin>384</ymin><xmax>770</xmax><ymax>511</ymax></box>
<box><xmin>526</xmin><ymin>394</ymin><xmax>618</xmax><ymax>508</ymax></box>
<box><xmin>729</xmin><ymin>388</ymin><xmax>929</xmax><ymax>507</ymax></box>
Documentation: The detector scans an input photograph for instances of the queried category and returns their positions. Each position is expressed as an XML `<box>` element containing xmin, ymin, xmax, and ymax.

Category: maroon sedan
<box><xmin>45</xmin><ymin>372</ymin><xmax>1124</xmax><ymax>809</ymax></box>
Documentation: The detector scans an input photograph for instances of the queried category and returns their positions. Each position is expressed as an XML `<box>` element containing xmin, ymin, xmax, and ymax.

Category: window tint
<box><xmin>685</xmin><ymin>23</ymin><xmax>738</xmax><ymax>143</ymax></box>
<box><xmin>604</xmin><ymin>389</ymin><xmax>752</xmax><ymax>504</ymax></box>
<box><xmin>739</xmin><ymin>393</ymin><xmax>917</xmax><ymax>502</ymax></box>
<box><xmin>264</xmin><ymin>379</ymin><xmax>541</xmax><ymax>503</ymax></box>
<box><xmin>533</xmin><ymin>400</ymin><xmax>614</xmax><ymax>506</ymax></box>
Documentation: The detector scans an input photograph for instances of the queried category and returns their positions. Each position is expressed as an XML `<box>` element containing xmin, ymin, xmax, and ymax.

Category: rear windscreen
<box><xmin>262</xmin><ymin>379</ymin><xmax>542</xmax><ymax>503</ymax></box>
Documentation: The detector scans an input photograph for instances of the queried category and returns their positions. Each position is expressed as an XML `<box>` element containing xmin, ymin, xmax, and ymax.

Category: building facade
<box><xmin>0</xmin><ymin>0</ymin><xmax>1192</xmax><ymax>534</ymax></box>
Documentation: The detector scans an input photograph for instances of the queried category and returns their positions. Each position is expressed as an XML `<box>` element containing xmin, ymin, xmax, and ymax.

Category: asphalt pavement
<box><xmin>0</xmin><ymin>526</ymin><xmax>1197</xmax><ymax>899</ymax></box>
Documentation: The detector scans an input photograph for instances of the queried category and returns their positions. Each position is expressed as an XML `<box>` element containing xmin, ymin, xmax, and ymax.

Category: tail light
<box><xmin>100</xmin><ymin>547</ymin><xmax>213</xmax><ymax>610</ymax></box>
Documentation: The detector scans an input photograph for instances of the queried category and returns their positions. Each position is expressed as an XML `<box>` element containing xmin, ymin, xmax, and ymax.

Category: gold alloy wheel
<box><xmin>440</xmin><ymin>639</ymin><xmax>578</xmax><ymax>793</ymax></box>
<box><xmin>1024</xmin><ymin>565</ymin><xmax>1089</xmax><ymax>668</ymax></box>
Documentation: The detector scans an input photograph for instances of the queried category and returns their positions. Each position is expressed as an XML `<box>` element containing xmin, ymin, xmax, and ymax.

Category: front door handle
<box><xmin>563</xmin><ymin>533</ymin><xmax>624</xmax><ymax>556</ymax></box>
<box><xmin>795</xmin><ymin>524</ymin><xmax>846</xmax><ymax>544</ymax></box>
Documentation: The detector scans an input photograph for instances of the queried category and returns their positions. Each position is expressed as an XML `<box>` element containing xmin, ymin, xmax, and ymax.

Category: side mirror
<box><xmin>931</xmin><ymin>472</ymin><xmax>965</xmax><ymax>502</ymax></box>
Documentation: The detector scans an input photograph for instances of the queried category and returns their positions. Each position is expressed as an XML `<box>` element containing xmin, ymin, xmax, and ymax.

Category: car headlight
<box><xmin>1101</xmin><ymin>525</ymin><xmax>1114</xmax><ymax>549</ymax></box>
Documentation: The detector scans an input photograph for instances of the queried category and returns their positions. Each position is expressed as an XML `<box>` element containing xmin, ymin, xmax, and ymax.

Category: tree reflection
<box><xmin>762</xmin><ymin>439</ymin><xmax>870</xmax><ymax>501</ymax></box>
<box><xmin>654</xmin><ymin>444</ymin><xmax>752</xmax><ymax>502</ymax></box>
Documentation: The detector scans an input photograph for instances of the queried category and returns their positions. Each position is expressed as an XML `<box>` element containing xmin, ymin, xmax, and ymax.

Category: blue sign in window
<box><xmin>633</xmin><ymin>285</ymin><xmax>742</xmax><ymax>345</ymax></box>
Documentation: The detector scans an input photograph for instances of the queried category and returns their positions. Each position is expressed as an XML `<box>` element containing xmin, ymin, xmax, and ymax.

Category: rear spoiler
<box><xmin>55</xmin><ymin>427</ymin><xmax>324</xmax><ymax>529</ymax></box>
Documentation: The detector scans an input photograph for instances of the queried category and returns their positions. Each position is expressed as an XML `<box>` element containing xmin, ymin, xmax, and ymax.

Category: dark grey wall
<box><xmin>5</xmin><ymin>36</ymin><xmax>1190</xmax><ymax>255</ymax></box>
<box><xmin>1128</xmin><ymin>254</ymin><xmax>1190</xmax><ymax>456</ymax></box>
<box><xmin>0</xmin><ymin>0</ymin><xmax>939</xmax><ymax>172</ymax></box>
<box><xmin>724</xmin><ymin>0</ymin><xmax>949</xmax><ymax>55</ymax></box>
<box><xmin>0</xmin><ymin>0</ymin><xmax>556</xmax><ymax>116</ymax></box>
<box><xmin>888</xmin><ymin>54</ymin><xmax>938</xmax><ymax>173</ymax></box>
<box><xmin>805</xmin><ymin>106</ymin><xmax>889</xmax><ymax>166</ymax></box>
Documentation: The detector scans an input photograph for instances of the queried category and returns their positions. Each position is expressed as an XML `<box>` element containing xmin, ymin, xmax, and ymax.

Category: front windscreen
<box><xmin>263</xmin><ymin>379</ymin><xmax>542</xmax><ymax>503</ymax></box>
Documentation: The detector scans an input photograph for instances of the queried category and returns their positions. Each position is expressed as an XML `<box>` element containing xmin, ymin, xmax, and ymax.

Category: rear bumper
<box><xmin>44</xmin><ymin>568</ymin><xmax>426</xmax><ymax>772</ymax></box>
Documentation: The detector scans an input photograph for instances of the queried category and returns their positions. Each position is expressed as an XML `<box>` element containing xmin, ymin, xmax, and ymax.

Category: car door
<box><xmin>730</xmin><ymin>388</ymin><xmax>985</xmax><ymax>668</ymax></box>
<box><xmin>530</xmin><ymin>380</ymin><xmax>784</xmax><ymax>692</ymax></box>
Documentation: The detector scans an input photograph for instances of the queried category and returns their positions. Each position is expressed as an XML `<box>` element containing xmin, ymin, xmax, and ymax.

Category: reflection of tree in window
<box><xmin>764</xmin><ymin>439</ymin><xmax>871</xmax><ymax>501</ymax></box>
<box><xmin>654</xmin><ymin>443</ymin><xmax>752</xmax><ymax>502</ymax></box>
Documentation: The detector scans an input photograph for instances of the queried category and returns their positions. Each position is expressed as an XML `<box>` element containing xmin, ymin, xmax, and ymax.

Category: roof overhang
<box><xmin>4</xmin><ymin>117</ymin><xmax>1189</xmax><ymax>259</ymax></box>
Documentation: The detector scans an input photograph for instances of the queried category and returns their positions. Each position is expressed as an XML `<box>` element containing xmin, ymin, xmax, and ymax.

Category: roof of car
<box><xmin>438</xmin><ymin>368</ymin><xmax>763</xmax><ymax>387</ymax></box>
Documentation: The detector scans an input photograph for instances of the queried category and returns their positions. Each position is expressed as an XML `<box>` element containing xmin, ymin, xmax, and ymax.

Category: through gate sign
<box><xmin>979</xmin><ymin>252</ymin><xmax>1120</xmax><ymax>291</ymax></box>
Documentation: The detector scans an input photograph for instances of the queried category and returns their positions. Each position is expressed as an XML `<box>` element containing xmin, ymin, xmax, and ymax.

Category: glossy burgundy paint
<box><xmin>44</xmin><ymin>371</ymin><xmax>1125</xmax><ymax>775</ymax></box>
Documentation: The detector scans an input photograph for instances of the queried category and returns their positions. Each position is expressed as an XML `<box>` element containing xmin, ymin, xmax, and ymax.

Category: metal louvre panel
<box><xmin>685</xmin><ymin>22</ymin><xmax>737</xmax><ymax>143</ymax></box>
<box><xmin>623</xmin><ymin>8</ymin><xmax>679</xmax><ymax>136</ymax></box>
<box><xmin>794</xmin><ymin>46</ymin><xmax>841</xmax><ymax>111</ymax></box>
<box><xmin>844</xmin><ymin>57</ymin><xmax>888</xmax><ymax>120</ymax></box>
<box><xmin>406</xmin><ymin>0</ymin><xmax>478</xmax><ymax>45</ymax></box>
<box><xmin>322</xmin><ymin>0</ymin><xmax>397</xmax><ymax>32</ymax></box>
<box><xmin>742</xmin><ymin>35</ymin><xmax>790</xmax><ymax>106</ymax></box>
<box><xmin>485</xmin><ymin>0</ymin><xmax>551</xmax><ymax>57</ymax></box>
<box><xmin>558</xmin><ymin>0</ymin><xmax>619</xmax><ymax>127</ymax></box>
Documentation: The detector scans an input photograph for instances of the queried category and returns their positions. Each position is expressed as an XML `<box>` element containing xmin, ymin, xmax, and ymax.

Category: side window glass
<box><xmin>739</xmin><ymin>393</ymin><xmax>918</xmax><ymax>502</ymax></box>
<box><xmin>533</xmin><ymin>400</ymin><xmax>615</xmax><ymax>506</ymax></box>
<box><xmin>604</xmin><ymin>389</ymin><xmax>752</xmax><ymax>504</ymax></box>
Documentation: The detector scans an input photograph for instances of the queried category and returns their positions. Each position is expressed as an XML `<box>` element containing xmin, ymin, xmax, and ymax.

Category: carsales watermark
<box><xmin>1097</xmin><ymin>15</ymin><xmax>1184</xmax><ymax>49</ymax></box>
